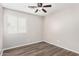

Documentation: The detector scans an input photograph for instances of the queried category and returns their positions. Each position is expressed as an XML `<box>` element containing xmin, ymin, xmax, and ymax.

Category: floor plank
<box><xmin>3</xmin><ymin>42</ymin><xmax>79</xmax><ymax>56</ymax></box>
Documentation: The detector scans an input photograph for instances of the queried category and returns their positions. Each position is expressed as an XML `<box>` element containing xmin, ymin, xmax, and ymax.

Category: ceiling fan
<box><xmin>28</xmin><ymin>3</ymin><xmax>52</xmax><ymax>13</ymax></box>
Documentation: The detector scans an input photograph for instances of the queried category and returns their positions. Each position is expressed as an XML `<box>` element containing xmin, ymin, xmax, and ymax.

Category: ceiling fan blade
<box><xmin>42</xmin><ymin>9</ymin><xmax>47</xmax><ymax>13</ymax></box>
<box><xmin>43</xmin><ymin>5</ymin><xmax>52</xmax><ymax>7</ymax></box>
<box><xmin>35</xmin><ymin>9</ymin><xmax>38</xmax><ymax>13</ymax></box>
<box><xmin>28</xmin><ymin>6</ymin><xmax>37</xmax><ymax>8</ymax></box>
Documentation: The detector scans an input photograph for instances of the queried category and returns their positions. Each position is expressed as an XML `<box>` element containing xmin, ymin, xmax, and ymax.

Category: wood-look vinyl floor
<box><xmin>3</xmin><ymin>42</ymin><xmax>79</xmax><ymax>56</ymax></box>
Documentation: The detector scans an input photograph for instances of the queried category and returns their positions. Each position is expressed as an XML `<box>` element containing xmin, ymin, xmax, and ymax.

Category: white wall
<box><xmin>3</xmin><ymin>9</ymin><xmax>43</xmax><ymax>50</ymax></box>
<box><xmin>0</xmin><ymin>5</ymin><xmax>3</xmax><ymax>55</ymax></box>
<box><xmin>44</xmin><ymin>7</ymin><xmax>79</xmax><ymax>53</ymax></box>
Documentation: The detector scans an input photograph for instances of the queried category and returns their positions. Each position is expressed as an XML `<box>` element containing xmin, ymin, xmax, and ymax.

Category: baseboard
<box><xmin>44</xmin><ymin>41</ymin><xmax>79</xmax><ymax>54</ymax></box>
<box><xmin>3</xmin><ymin>41</ymin><xmax>42</xmax><ymax>51</ymax></box>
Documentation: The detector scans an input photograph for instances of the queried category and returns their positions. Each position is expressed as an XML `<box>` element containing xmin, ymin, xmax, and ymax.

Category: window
<box><xmin>4</xmin><ymin>11</ymin><xmax>27</xmax><ymax>34</ymax></box>
<box><xmin>18</xmin><ymin>16</ymin><xmax>26</xmax><ymax>33</ymax></box>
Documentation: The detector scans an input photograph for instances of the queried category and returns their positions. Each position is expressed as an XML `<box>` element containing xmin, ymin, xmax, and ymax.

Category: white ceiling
<box><xmin>1</xmin><ymin>3</ymin><xmax>78</xmax><ymax>16</ymax></box>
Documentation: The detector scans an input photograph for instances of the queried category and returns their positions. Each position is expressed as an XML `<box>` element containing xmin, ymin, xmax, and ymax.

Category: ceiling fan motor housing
<box><xmin>38</xmin><ymin>3</ymin><xmax>42</xmax><ymax>7</ymax></box>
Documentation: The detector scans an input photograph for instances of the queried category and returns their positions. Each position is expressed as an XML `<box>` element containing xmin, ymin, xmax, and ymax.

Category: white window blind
<box><xmin>7</xmin><ymin>14</ymin><xmax>17</xmax><ymax>33</ymax></box>
<box><xmin>5</xmin><ymin>11</ymin><xmax>27</xmax><ymax>34</ymax></box>
<box><xmin>18</xmin><ymin>16</ymin><xmax>26</xmax><ymax>33</ymax></box>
